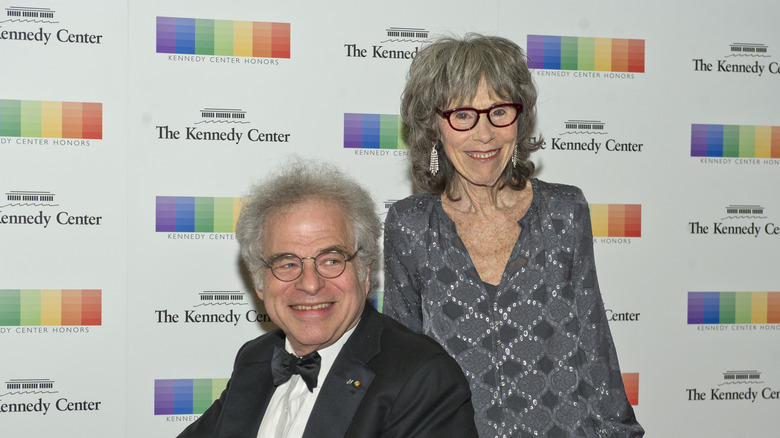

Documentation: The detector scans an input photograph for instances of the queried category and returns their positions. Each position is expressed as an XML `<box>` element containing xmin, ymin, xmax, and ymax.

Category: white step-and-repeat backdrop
<box><xmin>2</xmin><ymin>1</ymin><xmax>779</xmax><ymax>436</ymax></box>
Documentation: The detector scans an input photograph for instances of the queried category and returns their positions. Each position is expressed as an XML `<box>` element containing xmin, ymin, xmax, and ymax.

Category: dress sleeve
<box><xmin>382</xmin><ymin>203</ymin><xmax>424</xmax><ymax>333</ymax></box>
<box><xmin>570</xmin><ymin>194</ymin><xmax>644</xmax><ymax>437</ymax></box>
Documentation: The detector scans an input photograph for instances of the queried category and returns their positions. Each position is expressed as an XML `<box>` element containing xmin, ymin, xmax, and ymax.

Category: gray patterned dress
<box><xmin>383</xmin><ymin>178</ymin><xmax>644</xmax><ymax>438</ymax></box>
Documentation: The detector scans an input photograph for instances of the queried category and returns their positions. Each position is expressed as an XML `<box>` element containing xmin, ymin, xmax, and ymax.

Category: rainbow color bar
<box><xmin>344</xmin><ymin>113</ymin><xmax>407</xmax><ymax>149</ymax></box>
<box><xmin>691</xmin><ymin>124</ymin><xmax>780</xmax><ymax>158</ymax></box>
<box><xmin>590</xmin><ymin>204</ymin><xmax>641</xmax><ymax>237</ymax></box>
<box><xmin>0</xmin><ymin>100</ymin><xmax>102</xmax><ymax>139</ymax></box>
<box><xmin>0</xmin><ymin>290</ymin><xmax>101</xmax><ymax>326</ymax></box>
<box><xmin>527</xmin><ymin>35</ymin><xmax>644</xmax><ymax>73</ymax></box>
<box><xmin>156</xmin><ymin>17</ymin><xmax>290</xmax><ymax>58</ymax></box>
<box><xmin>154</xmin><ymin>378</ymin><xmax>228</xmax><ymax>415</ymax></box>
<box><xmin>622</xmin><ymin>373</ymin><xmax>639</xmax><ymax>406</ymax></box>
<box><xmin>156</xmin><ymin>196</ymin><xmax>244</xmax><ymax>233</ymax></box>
<box><xmin>688</xmin><ymin>292</ymin><xmax>780</xmax><ymax>324</ymax></box>
<box><xmin>371</xmin><ymin>290</ymin><xmax>384</xmax><ymax>313</ymax></box>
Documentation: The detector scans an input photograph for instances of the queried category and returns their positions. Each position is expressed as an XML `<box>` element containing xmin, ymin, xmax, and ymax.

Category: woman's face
<box><xmin>438</xmin><ymin>80</ymin><xmax>518</xmax><ymax>191</ymax></box>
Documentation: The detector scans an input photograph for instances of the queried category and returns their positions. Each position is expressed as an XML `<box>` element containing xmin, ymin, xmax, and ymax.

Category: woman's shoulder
<box><xmin>387</xmin><ymin>192</ymin><xmax>440</xmax><ymax>217</ymax></box>
<box><xmin>533</xmin><ymin>178</ymin><xmax>587</xmax><ymax>206</ymax></box>
<box><xmin>384</xmin><ymin>193</ymin><xmax>441</xmax><ymax>234</ymax></box>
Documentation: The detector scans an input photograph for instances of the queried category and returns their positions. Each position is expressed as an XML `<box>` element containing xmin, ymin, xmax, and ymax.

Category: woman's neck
<box><xmin>446</xmin><ymin>177</ymin><xmax>530</xmax><ymax>214</ymax></box>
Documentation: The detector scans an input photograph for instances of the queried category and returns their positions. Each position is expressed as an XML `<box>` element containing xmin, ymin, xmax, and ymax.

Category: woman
<box><xmin>383</xmin><ymin>34</ymin><xmax>644</xmax><ymax>437</ymax></box>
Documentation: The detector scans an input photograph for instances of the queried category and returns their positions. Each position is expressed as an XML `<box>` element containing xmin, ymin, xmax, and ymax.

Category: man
<box><xmin>179</xmin><ymin>161</ymin><xmax>477</xmax><ymax>438</ymax></box>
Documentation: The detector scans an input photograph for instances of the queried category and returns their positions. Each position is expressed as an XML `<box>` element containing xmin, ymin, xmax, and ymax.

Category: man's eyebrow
<box><xmin>265</xmin><ymin>245</ymin><xmax>351</xmax><ymax>261</ymax></box>
<box><xmin>319</xmin><ymin>245</ymin><xmax>351</xmax><ymax>254</ymax></box>
<box><xmin>264</xmin><ymin>252</ymin><xmax>299</xmax><ymax>262</ymax></box>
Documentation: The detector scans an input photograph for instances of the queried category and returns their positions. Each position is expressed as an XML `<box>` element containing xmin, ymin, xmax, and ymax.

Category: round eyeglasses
<box><xmin>260</xmin><ymin>249</ymin><xmax>361</xmax><ymax>282</ymax></box>
<box><xmin>437</xmin><ymin>102</ymin><xmax>523</xmax><ymax>131</ymax></box>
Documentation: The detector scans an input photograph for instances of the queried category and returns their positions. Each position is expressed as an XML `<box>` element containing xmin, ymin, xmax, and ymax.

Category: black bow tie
<box><xmin>271</xmin><ymin>345</ymin><xmax>321</xmax><ymax>392</ymax></box>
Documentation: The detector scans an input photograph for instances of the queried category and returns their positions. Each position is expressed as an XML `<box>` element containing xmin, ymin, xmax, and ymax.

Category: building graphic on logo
<box><xmin>727</xmin><ymin>43</ymin><xmax>769</xmax><ymax>57</ymax></box>
<box><xmin>344</xmin><ymin>26</ymin><xmax>425</xmax><ymax>60</ymax></box>
<box><xmin>155</xmin><ymin>290</ymin><xmax>255</xmax><ymax>325</ymax></box>
<box><xmin>195</xmin><ymin>108</ymin><xmax>247</xmax><ymax>124</ymax></box>
<box><xmin>527</xmin><ymin>35</ymin><xmax>645</xmax><ymax>72</ymax></box>
<box><xmin>0</xmin><ymin>100</ymin><xmax>102</xmax><ymax>139</ymax></box>
<box><xmin>561</xmin><ymin>120</ymin><xmax>606</xmax><ymax>135</ymax></box>
<box><xmin>1</xmin><ymin>379</ymin><xmax>56</xmax><ymax>397</ymax></box>
<box><xmin>2</xmin><ymin>6</ymin><xmax>56</xmax><ymax>22</ymax></box>
<box><xmin>194</xmin><ymin>291</ymin><xmax>247</xmax><ymax>307</ymax></box>
<box><xmin>344</xmin><ymin>114</ymin><xmax>406</xmax><ymax>149</ymax></box>
<box><xmin>154</xmin><ymin>378</ymin><xmax>228</xmax><ymax>415</ymax></box>
<box><xmin>589</xmin><ymin>204</ymin><xmax>641</xmax><ymax>237</ymax></box>
<box><xmin>156</xmin><ymin>17</ymin><xmax>290</xmax><ymax>58</ymax></box>
<box><xmin>0</xmin><ymin>289</ymin><xmax>101</xmax><ymax>326</ymax></box>
<box><xmin>723</xmin><ymin>204</ymin><xmax>765</xmax><ymax>219</ymax></box>
<box><xmin>2</xmin><ymin>191</ymin><xmax>57</xmax><ymax>207</ymax></box>
<box><xmin>720</xmin><ymin>370</ymin><xmax>762</xmax><ymax>386</ymax></box>
<box><xmin>687</xmin><ymin>291</ymin><xmax>780</xmax><ymax>324</ymax></box>
<box><xmin>155</xmin><ymin>196</ymin><xmax>244</xmax><ymax>233</ymax></box>
<box><xmin>381</xmin><ymin>27</ymin><xmax>429</xmax><ymax>42</ymax></box>
<box><xmin>691</xmin><ymin>124</ymin><xmax>780</xmax><ymax>158</ymax></box>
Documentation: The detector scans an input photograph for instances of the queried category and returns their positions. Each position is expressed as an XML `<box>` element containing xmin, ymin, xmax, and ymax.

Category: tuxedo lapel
<box><xmin>302</xmin><ymin>305</ymin><xmax>381</xmax><ymax>438</ymax></box>
<box><xmin>218</xmin><ymin>331</ymin><xmax>284</xmax><ymax>438</ymax></box>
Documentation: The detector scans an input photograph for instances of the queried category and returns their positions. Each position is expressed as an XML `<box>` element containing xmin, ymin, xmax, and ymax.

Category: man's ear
<box><xmin>362</xmin><ymin>267</ymin><xmax>371</xmax><ymax>298</ymax></box>
<box><xmin>255</xmin><ymin>286</ymin><xmax>264</xmax><ymax>301</ymax></box>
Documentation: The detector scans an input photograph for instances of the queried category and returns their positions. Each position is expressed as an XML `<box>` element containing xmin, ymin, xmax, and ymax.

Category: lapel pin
<box><xmin>346</xmin><ymin>379</ymin><xmax>361</xmax><ymax>388</ymax></box>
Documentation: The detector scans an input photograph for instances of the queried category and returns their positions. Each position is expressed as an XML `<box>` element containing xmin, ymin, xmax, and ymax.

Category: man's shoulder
<box><xmin>375</xmin><ymin>312</ymin><xmax>452</xmax><ymax>362</ymax></box>
<box><xmin>233</xmin><ymin>329</ymin><xmax>284</xmax><ymax>363</ymax></box>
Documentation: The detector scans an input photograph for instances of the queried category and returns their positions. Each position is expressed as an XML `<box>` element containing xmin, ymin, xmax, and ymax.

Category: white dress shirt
<box><xmin>256</xmin><ymin>323</ymin><xmax>357</xmax><ymax>438</ymax></box>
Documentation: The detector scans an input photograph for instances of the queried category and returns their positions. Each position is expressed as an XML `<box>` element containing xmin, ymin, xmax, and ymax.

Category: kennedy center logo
<box><xmin>539</xmin><ymin>119</ymin><xmax>645</xmax><ymax>155</ymax></box>
<box><xmin>155</xmin><ymin>107</ymin><xmax>291</xmax><ymax>144</ymax></box>
<box><xmin>528</xmin><ymin>35</ymin><xmax>644</xmax><ymax>79</ymax></box>
<box><xmin>0</xmin><ymin>289</ymin><xmax>101</xmax><ymax>329</ymax></box>
<box><xmin>344</xmin><ymin>27</ymin><xmax>428</xmax><ymax>60</ymax></box>
<box><xmin>688</xmin><ymin>204</ymin><xmax>780</xmax><ymax>238</ymax></box>
<box><xmin>691</xmin><ymin>124</ymin><xmax>780</xmax><ymax>164</ymax></box>
<box><xmin>156</xmin><ymin>196</ymin><xmax>243</xmax><ymax>240</ymax></box>
<box><xmin>343</xmin><ymin>113</ymin><xmax>408</xmax><ymax>157</ymax></box>
<box><xmin>688</xmin><ymin>291</ymin><xmax>780</xmax><ymax>327</ymax></box>
<box><xmin>686</xmin><ymin>370</ymin><xmax>780</xmax><ymax>404</ymax></box>
<box><xmin>590</xmin><ymin>204</ymin><xmax>641</xmax><ymax>244</ymax></box>
<box><xmin>0</xmin><ymin>378</ymin><xmax>103</xmax><ymax>415</ymax></box>
<box><xmin>154</xmin><ymin>290</ymin><xmax>270</xmax><ymax>326</ymax></box>
<box><xmin>0</xmin><ymin>100</ymin><xmax>102</xmax><ymax>144</ymax></box>
<box><xmin>154</xmin><ymin>378</ymin><xmax>228</xmax><ymax>417</ymax></box>
<box><xmin>156</xmin><ymin>16</ymin><xmax>289</xmax><ymax>64</ymax></box>
<box><xmin>0</xmin><ymin>190</ymin><xmax>104</xmax><ymax>229</ymax></box>
<box><xmin>0</xmin><ymin>6</ymin><xmax>104</xmax><ymax>46</ymax></box>
<box><xmin>692</xmin><ymin>42</ymin><xmax>780</xmax><ymax>77</ymax></box>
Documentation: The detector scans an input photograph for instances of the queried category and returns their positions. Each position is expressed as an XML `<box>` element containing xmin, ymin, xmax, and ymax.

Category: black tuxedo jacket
<box><xmin>178</xmin><ymin>304</ymin><xmax>477</xmax><ymax>438</ymax></box>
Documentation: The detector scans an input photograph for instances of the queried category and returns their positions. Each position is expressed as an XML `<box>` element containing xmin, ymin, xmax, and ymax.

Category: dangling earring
<box><xmin>430</xmin><ymin>144</ymin><xmax>440</xmax><ymax>176</ymax></box>
<box><xmin>512</xmin><ymin>144</ymin><xmax>518</xmax><ymax>168</ymax></box>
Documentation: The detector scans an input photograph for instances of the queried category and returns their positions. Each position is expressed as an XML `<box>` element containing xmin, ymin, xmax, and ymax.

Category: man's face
<box><xmin>256</xmin><ymin>199</ymin><xmax>369</xmax><ymax>356</ymax></box>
